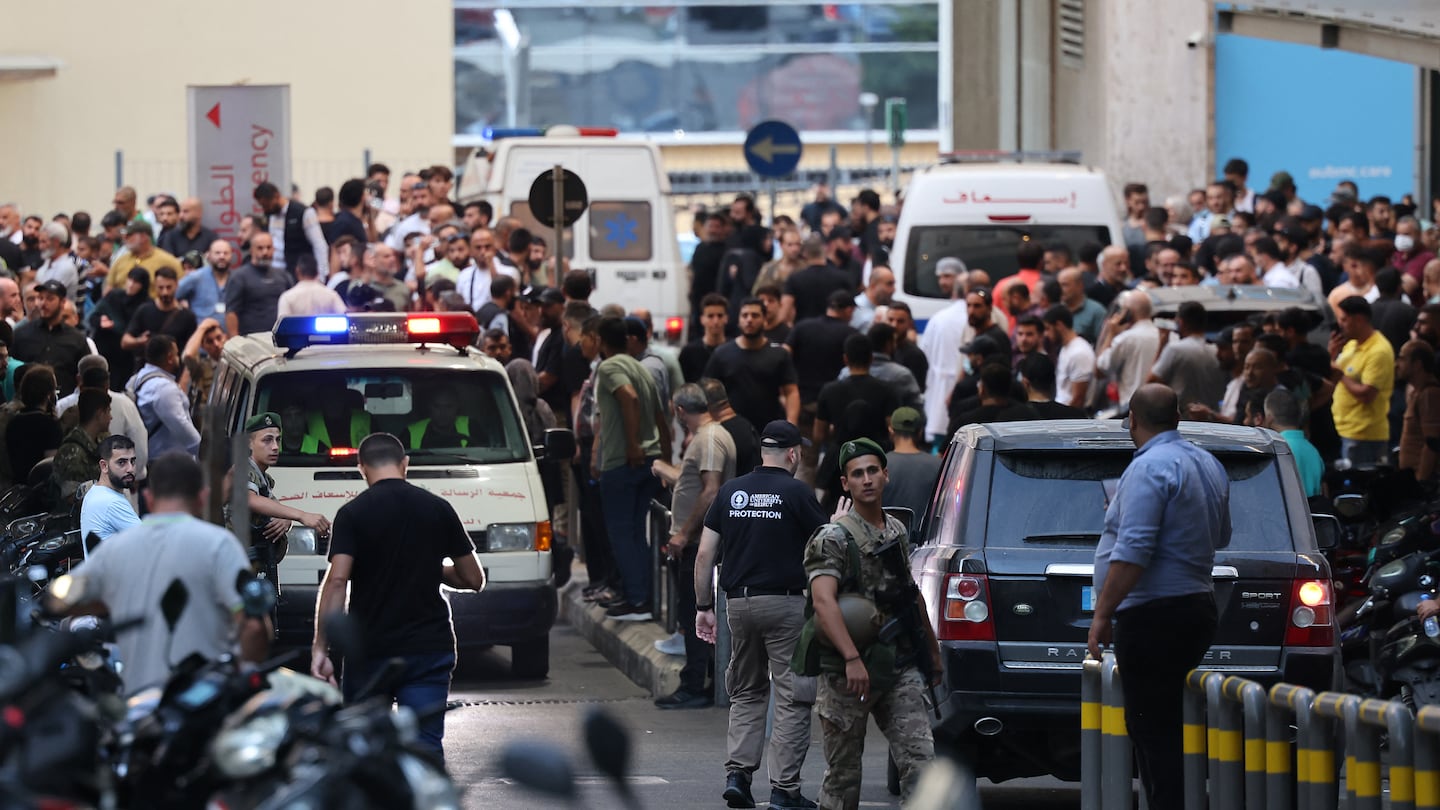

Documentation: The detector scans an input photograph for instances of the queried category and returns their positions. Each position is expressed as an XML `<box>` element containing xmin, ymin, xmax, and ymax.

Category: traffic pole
<box><xmin>552</xmin><ymin>164</ymin><xmax>564</xmax><ymax>284</ymax></box>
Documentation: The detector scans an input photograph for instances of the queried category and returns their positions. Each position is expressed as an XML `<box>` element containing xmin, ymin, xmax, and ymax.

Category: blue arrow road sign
<box><xmin>744</xmin><ymin>120</ymin><xmax>803</xmax><ymax>178</ymax></box>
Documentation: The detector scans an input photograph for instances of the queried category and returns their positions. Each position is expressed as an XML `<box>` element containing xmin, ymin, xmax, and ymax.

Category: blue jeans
<box><xmin>1340</xmin><ymin>438</ymin><xmax>1389</xmax><ymax>467</ymax></box>
<box><xmin>599</xmin><ymin>462</ymin><xmax>661</xmax><ymax>607</ymax></box>
<box><xmin>343</xmin><ymin>651</ymin><xmax>456</xmax><ymax>757</ymax></box>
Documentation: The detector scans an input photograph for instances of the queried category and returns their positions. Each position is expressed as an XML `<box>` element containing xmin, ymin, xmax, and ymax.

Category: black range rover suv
<box><xmin>908</xmin><ymin>420</ymin><xmax>1339</xmax><ymax>783</ymax></box>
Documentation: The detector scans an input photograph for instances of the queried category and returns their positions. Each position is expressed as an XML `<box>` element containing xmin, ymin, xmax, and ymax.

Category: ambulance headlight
<box><xmin>289</xmin><ymin>527</ymin><xmax>318</xmax><ymax>555</ymax></box>
<box><xmin>485</xmin><ymin>524</ymin><xmax>535</xmax><ymax>552</ymax></box>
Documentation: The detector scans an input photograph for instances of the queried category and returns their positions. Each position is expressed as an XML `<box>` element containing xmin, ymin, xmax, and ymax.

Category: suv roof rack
<box><xmin>938</xmin><ymin>150</ymin><xmax>1084</xmax><ymax>165</ymax></box>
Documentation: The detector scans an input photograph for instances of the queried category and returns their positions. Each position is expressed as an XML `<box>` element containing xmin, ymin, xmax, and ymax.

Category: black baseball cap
<box><xmin>760</xmin><ymin>420</ymin><xmax>809</xmax><ymax>448</ymax></box>
<box><xmin>959</xmin><ymin>334</ymin><xmax>1004</xmax><ymax>357</ymax></box>
<box><xmin>36</xmin><ymin>280</ymin><xmax>66</xmax><ymax>298</ymax></box>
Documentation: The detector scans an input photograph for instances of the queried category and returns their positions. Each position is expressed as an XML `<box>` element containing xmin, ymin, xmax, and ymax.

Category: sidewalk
<box><xmin>558</xmin><ymin>569</ymin><xmax>683</xmax><ymax>698</ymax></box>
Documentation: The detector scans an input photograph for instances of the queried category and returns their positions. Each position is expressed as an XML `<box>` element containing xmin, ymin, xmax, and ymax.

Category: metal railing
<box><xmin>1082</xmin><ymin>651</ymin><xmax>1440</xmax><ymax>810</ymax></box>
<box><xmin>648</xmin><ymin>499</ymin><xmax>679</xmax><ymax>634</ymax></box>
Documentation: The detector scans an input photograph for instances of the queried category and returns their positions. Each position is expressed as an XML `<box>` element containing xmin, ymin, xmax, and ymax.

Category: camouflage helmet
<box><xmin>819</xmin><ymin>594</ymin><xmax>882</xmax><ymax>651</ymax></box>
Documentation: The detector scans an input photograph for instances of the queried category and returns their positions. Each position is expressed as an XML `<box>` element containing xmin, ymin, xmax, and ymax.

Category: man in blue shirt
<box><xmin>1088</xmin><ymin>384</ymin><xmax>1229</xmax><ymax>810</ymax></box>
<box><xmin>79</xmin><ymin>434</ymin><xmax>140</xmax><ymax>543</ymax></box>
<box><xmin>176</xmin><ymin>239</ymin><xmax>232</xmax><ymax>320</ymax></box>
<box><xmin>126</xmin><ymin>335</ymin><xmax>200</xmax><ymax>459</ymax></box>
<box><xmin>1265</xmin><ymin>390</ymin><xmax>1323</xmax><ymax>498</ymax></box>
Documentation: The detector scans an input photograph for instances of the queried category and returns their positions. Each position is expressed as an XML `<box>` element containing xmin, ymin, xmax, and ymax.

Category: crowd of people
<box><xmin>7</xmin><ymin>153</ymin><xmax>1440</xmax><ymax>808</ymax></box>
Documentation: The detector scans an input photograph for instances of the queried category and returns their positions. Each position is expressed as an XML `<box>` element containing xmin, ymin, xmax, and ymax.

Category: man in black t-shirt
<box><xmin>533</xmin><ymin>287</ymin><xmax>569</xmax><ymax>416</ymax></box>
<box><xmin>311</xmin><ymin>433</ymin><xmax>487</xmax><ymax>757</ymax></box>
<box><xmin>681</xmin><ymin>293</ymin><xmax>731</xmax><ymax>383</ymax></box>
<box><xmin>787</xmin><ymin>290</ymin><xmax>859</xmax><ymax>483</ymax></box>
<box><xmin>782</xmin><ymin>236</ymin><xmax>854</xmax><ymax>323</ymax></box>
<box><xmin>122</xmin><ymin>267</ymin><xmax>197</xmax><ymax>366</ymax></box>
<box><xmin>814</xmin><ymin>333</ymin><xmax>899</xmax><ymax>499</ymax></box>
<box><xmin>703</xmin><ymin>298</ymin><xmax>799</xmax><ymax>430</ymax></box>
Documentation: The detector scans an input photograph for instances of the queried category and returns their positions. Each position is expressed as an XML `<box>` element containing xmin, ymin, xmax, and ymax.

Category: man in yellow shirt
<box><xmin>105</xmin><ymin>222</ymin><xmax>183</xmax><ymax>294</ymax></box>
<box><xmin>1330</xmin><ymin>295</ymin><xmax>1395</xmax><ymax>465</ymax></box>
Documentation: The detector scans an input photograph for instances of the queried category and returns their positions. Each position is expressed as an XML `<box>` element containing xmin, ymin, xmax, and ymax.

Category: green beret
<box><xmin>838</xmin><ymin>438</ymin><xmax>887</xmax><ymax>471</ymax></box>
<box><xmin>245</xmin><ymin>411</ymin><xmax>282</xmax><ymax>433</ymax></box>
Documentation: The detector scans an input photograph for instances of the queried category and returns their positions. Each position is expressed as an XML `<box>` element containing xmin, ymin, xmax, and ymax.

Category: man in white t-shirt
<box><xmin>80</xmin><ymin>434</ymin><xmax>140</xmax><ymax>544</ymax></box>
<box><xmin>1043</xmin><ymin>305</ymin><xmax>1095</xmax><ymax>409</ymax></box>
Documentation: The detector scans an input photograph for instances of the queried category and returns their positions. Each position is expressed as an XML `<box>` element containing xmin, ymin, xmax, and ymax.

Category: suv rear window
<box><xmin>903</xmin><ymin>224</ymin><xmax>1111</xmax><ymax>297</ymax></box>
<box><xmin>255</xmin><ymin>368</ymin><xmax>530</xmax><ymax>465</ymax></box>
<box><xmin>983</xmin><ymin>450</ymin><xmax>1293</xmax><ymax>551</ymax></box>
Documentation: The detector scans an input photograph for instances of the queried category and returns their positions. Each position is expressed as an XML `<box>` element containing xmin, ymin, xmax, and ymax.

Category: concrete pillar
<box><xmin>948</xmin><ymin>0</ymin><xmax>1002</xmax><ymax>150</ymax></box>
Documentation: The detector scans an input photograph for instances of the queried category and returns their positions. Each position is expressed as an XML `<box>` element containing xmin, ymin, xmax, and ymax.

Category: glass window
<box><xmin>588</xmin><ymin>201</ymin><xmax>652</xmax><ymax>261</ymax></box>
<box><xmin>454</xmin><ymin>2</ymin><xmax>939</xmax><ymax>135</ymax></box>
<box><xmin>254</xmin><ymin>368</ymin><xmax>530</xmax><ymax>465</ymax></box>
<box><xmin>983</xmin><ymin>451</ymin><xmax>1293</xmax><ymax>551</ymax></box>
<box><xmin>902</xmin><ymin>225</ymin><xmax>1113</xmax><ymax>298</ymax></box>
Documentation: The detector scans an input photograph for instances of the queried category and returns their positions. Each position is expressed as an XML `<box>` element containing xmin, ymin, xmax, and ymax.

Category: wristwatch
<box><xmin>696</xmin><ymin>603</ymin><xmax>714</xmax><ymax>612</ymax></box>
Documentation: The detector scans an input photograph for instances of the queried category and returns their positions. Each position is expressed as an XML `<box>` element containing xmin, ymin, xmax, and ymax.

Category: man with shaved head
<box><xmin>1059</xmin><ymin>267</ymin><xmax>1105</xmax><ymax>345</ymax></box>
<box><xmin>158</xmin><ymin>197</ymin><xmax>217</xmax><ymax>259</ymax></box>
<box><xmin>1096</xmin><ymin>290</ymin><xmax>1161</xmax><ymax>412</ymax></box>
<box><xmin>1089</xmin><ymin>383</ymin><xmax>1230</xmax><ymax>810</ymax></box>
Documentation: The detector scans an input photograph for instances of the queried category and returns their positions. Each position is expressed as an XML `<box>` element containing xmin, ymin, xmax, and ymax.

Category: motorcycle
<box><xmin>1343</xmin><ymin>544</ymin><xmax>1440</xmax><ymax>706</ymax></box>
<box><xmin>206</xmin><ymin>615</ymin><xmax>462</xmax><ymax>810</ymax></box>
<box><xmin>114</xmin><ymin>578</ymin><xmax>291</xmax><ymax>809</ymax></box>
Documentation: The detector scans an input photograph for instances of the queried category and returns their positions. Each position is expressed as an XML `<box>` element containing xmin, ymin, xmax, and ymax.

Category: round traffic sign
<box><xmin>528</xmin><ymin>169</ymin><xmax>589</xmax><ymax>229</ymax></box>
<box><xmin>744</xmin><ymin>120</ymin><xmax>804</xmax><ymax>178</ymax></box>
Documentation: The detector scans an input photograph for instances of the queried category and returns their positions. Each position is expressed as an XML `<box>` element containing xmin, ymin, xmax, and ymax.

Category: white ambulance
<box><xmin>211</xmin><ymin>312</ymin><xmax>574</xmax><ymax>678</ymax></box>
<box><xmin>457</xmin><ymin>126</ymin><xmax>687</xmax><ymax>338</ymax></box>
<box><xmin>890</xmin><ymin>153</ymin><xmax>1125</xmax><ymax>325</ymax></box>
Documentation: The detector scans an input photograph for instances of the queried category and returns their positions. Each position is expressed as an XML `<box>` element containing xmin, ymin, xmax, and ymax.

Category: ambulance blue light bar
<box><xmin>482</xmin><ymin>127</ymin><xmax>545</xmax><ymax>140</ymax></box>
<box><xmin>273</xmin><ymin>313</ymin><xmax>479</xmax><ymax>356</ymax></box>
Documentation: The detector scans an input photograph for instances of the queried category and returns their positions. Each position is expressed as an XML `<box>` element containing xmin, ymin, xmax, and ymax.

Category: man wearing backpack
<box><xmin>125</xmin><ymin>334</ymin><xmax>199</xmax><ymax>461</ymax></box>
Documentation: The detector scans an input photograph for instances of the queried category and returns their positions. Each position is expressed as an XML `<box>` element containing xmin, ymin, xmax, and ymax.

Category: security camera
<box><xmin>1186</xmin><ymin>31</ymin><xmax>1204</xmax><ymax>49</ymax></box>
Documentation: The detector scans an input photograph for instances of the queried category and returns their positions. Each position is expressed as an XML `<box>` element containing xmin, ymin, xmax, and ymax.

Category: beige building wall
<box><xmin>0</xmin><ymin>0</ymin><xmax>454</xmax><ymax>219</ymax></box>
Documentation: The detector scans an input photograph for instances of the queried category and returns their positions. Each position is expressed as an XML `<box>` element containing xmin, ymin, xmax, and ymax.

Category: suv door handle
<box><xmin>1044</xmin><ymin>563</ymin><xmax>1241</xmax><ymax>578</ymax></box>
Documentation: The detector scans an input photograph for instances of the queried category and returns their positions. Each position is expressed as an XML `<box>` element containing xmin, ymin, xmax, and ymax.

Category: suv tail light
<box><xmin>1285</xmin><ymin>578</ymin><xmax>1333</xmax><ymax>647</ymax></box>
<box><xmin>938</xmin><ymin>573</ymin><xmax>995</xmax><ymax>641</ymax></box>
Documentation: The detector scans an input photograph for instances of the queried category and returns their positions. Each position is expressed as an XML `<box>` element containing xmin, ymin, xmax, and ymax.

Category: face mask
<box><xmin>1396</xmin><ymin>235</ymin><xmax>1416</xmax><ymax>253</ymax></box>
<box><xmin>961</xmin><ymin>355</ymin><xmax>974</xmax><ymax>377</ymax></box>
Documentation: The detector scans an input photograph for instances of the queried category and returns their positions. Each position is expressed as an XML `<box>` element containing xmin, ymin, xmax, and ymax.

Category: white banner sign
<box><xmin>187</xmin><ymin>85</ymin><xmax>292</xmax><ymax>244</ymax></box>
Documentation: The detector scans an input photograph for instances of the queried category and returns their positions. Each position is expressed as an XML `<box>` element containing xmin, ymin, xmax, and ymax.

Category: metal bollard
<box><xmin>1262</xmin><ymin>689</ymin><xmax>1293</xmax><ymax>810</ymax></box>
<box><xmin>1414</xmin><ymin>706</ymin><xmax>1440</xmax><ymax>810</ymax></box>
<box><xmin>1220</xmin><ymin>676</ymin><xmax>1268</xmax><ymax>810</ymax></box>
<box><xmin>1099</xmin><ymin>653</ymin><xmax>1132</xmax><ymax>810</ymax></box>
<box><xmin>1206</xmin><ymin>672</ymin><xmax>1243</xmax><ymax>810</ymax></box>
<box><xmin>1314</xmin><ymin>692</ymin><xmax>1365</xmax><ymax>810</ymax></box>
<box><xmin>1082</xmin><ymin>656</ymin><xmax>1102</xmax><ymax>810</ymax></box>
<box><xmin>1183</xmin><ymin>670</ymin><xmax>1210</xmax><ymax>810</ymax></box>
<box><xmin>1357</xmin><ymin>698</ymin><xmax>1416</xmax><ymax>810</ymax></box>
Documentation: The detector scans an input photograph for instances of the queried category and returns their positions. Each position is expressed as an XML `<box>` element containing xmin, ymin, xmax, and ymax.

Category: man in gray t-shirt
<box><xmin>883</xmin><ymin>407</ymin><xmax>942</xmax><ymax>527</ymax></box>
<box><xmin>47</xmin><ymin>453</ymin><xmax>267</xmax><ymax>695</ymax></box>
<box><xmin>224</xmin><ymin>233</ymin><xmax>295</xmax><ymax>336</ymax></box>
<box><xmin>1147</xmin><ymin>302</ymin><xmax>1227</xmax><ymax>411</ymax></box>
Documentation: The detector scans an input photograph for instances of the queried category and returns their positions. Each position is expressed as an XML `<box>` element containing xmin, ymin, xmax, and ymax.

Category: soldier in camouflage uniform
<box><xmin>802</xmin><ymin>438</ymin><xmax>942</xmax><ymax>810</ymax></box>
<box><xmin>52</xmin><ymin>388</ymin><xmax>111</xmax><ymax>503</ymax></box>
<box><xmin>225</xmin><ymin>412</ymin><xmax>331</xmax><ymax>587</ymax></box>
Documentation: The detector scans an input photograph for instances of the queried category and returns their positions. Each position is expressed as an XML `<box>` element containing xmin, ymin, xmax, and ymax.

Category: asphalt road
<box><xmin>442</xmin><ymin>622</ymin><xmax>1084</xmax><ymax>809</ymax></box>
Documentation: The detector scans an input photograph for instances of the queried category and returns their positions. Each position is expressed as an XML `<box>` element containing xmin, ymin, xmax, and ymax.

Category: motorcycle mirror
<box><xmin>239</xmin><ymin>577</ymin><xmax>277</xmax><ymax>619</ymax></box>
<box><xmin>583</xmin><ymin>707</ymin><xmax>632</xmax><ymax>795</ymax></box>
<box><xmin>323</xmin><ymin>612</ymin><xmax>365</xmax><ymax>663</ymax></box>
<box><xmin>499</xmin><ymin>740</ymin><xmax>577</xmax><ymax>800</ymax></box>
<box><xmin>160</xmin><ymin>579</ymin><xmax>189</xmax><ymax>633</ymax></box>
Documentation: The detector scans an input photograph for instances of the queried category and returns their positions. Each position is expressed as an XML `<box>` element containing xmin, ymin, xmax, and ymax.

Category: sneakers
<box><xmin>768</xmin><ymin>788</ymin><xmax>818</xmax><ymax>809</ymax></box>
<box><xmin>604</xmin><ymin>602</ymin><xmax>653</xmax><ymax>622</ymax></box>
<box><xmin>722</xmin><ymin>771</ymin><xmax>755</xmax><ymax>808</ymax></box>
<box><xmin>654</xmin><ymin>688</ymin><xmax>713</xmax><ymax>709</ymax></box>
<box><xmin>654</xmin><ymin>632</ymin><xmax>685</xmax><ymax>656</ymax></box>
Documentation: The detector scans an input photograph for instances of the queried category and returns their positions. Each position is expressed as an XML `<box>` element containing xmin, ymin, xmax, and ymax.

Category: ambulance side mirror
<box><xmin>538</xmin><ymin>428</ymin><xmax>577</xmax><ymax>462</ymax></box>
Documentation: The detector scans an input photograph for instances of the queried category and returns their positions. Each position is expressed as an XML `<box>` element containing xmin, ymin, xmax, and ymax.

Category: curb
<box><xmin>558</xmin><ymin>579</ymin><xmax>682</xmax><ymax>698</ymax></box>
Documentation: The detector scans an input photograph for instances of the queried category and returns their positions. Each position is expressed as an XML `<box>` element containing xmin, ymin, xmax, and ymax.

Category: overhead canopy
<box><xmin>1216</xmin><ymin>2</ymin><xmax>1440</xmax><ymax>70</ymax></box>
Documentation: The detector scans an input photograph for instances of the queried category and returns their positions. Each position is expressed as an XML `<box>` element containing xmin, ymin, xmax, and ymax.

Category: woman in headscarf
<box><xmin>88</xmin><ymin>267</ymin><xmax>151</xmax><ymax>388</ymax></box>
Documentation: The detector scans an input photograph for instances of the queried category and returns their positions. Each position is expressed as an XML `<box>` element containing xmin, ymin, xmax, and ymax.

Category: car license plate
<box><xmin>1081</xmin><ymin>586</ymin><xmax>1095</xmax><ymax>612</ymax></box>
